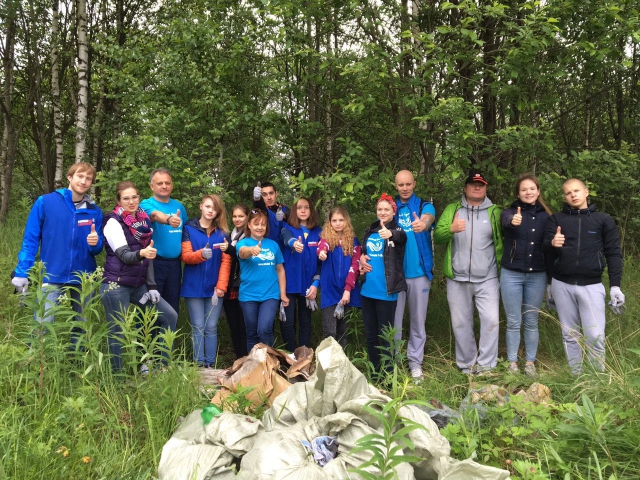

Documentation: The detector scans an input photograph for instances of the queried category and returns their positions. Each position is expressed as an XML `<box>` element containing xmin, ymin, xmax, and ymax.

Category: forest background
<box><xmin>2</xmin><ymin>0</ymin><xmax>640</xmax><ymax>479</ymax></box>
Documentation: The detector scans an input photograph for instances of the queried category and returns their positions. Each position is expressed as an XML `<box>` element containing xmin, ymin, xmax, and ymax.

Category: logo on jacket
<box><xmin>77</xmin><ymin>219</ymin><xmax>93</xmax><ymax>227</ymax></box>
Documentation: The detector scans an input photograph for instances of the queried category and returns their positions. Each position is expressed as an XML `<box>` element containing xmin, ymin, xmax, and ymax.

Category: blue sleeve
<box><xmin>15</xmin><ymin>197</ymin><xmax>45</xmax><ymax>277</ymax></box>
<box><xmin>88</xmin><ymin>208</ymin><xmax>104</xmax><ymax>256</ymax></box>
<box><xmin>139</xmin><ymin>198</ymin><xmax>154</xmax><ymax>217</ymax></box>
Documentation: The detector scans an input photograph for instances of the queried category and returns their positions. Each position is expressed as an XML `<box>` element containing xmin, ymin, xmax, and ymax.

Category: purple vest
<box><xmin>102</xmin><ymin>213</ymin><xmax>149</xmax><ymax>287</ymax></box>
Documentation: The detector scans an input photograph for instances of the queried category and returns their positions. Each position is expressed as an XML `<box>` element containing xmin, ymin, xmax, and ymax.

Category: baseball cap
<box><xmin>465</xmin><ymin>171</ymin><xmax>488</xmax><ymax>185</ymax></box>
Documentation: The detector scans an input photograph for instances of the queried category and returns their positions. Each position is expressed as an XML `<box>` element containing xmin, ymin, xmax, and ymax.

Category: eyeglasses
<box><xmin>121</xmin><ymin>195</ymin><xmax>139</xmax><ymax>203</ymax></box>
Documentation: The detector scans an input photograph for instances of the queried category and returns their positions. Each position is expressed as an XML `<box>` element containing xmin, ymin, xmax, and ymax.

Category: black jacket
<box><xmin>543</xmin><ymin>203</ymin><xmax>622</xmax><ymax>287</ymax></box>
<box><xmin>501</xmin><ymin>200</ymin><xmax>549</xmax><ymax>273</ymax></box>
<box><xmin>362</xmin><ymin>218</ymin><xmax>407</xmax><ymax>295</ymax></box>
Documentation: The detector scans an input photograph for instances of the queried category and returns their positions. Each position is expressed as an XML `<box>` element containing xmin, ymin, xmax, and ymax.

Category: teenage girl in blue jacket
<box><xmin>317</xmin><ymin>206</ymin><xmax>362</xmax><ymax>348</ymax></box>
<box><xmin>181</xmin><ymin>194</ymin><xmax>231</xmax><ymax>367</ymax></box>
<box><xmin>280</xmin><ymin>197</ymin><xmax>322</xmax><ymax>352</ymax></box>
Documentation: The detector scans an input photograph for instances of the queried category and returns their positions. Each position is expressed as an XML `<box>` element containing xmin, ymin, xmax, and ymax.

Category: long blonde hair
<box><xmin>202</xmin><ymin>194</ymin><xmax>230</xmax><ymax>234</ymax></box>
<box><xmin>321</xmin><ymin>206</ymin><xmax>355</xmax><ymax>256</ymax></box>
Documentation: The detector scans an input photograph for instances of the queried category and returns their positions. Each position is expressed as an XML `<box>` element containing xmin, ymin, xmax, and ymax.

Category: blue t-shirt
<box><xmin>396</xmin><ymin>201</ymin><xmax>436</xmax><ymax>279</ymax></box>
<box><xmin>361</xmin><ymin>232</ymin><xmax>397</xmax><ymax>301</ymax></box>
<box><xmin>237</xmin><ymin>237</ymin><xmax>284</xmax><ymax>302</ymax></box>
<box><xmin>140</xmin><ymin>197</ymin><xmax>188</xmax><ymax>258</ymax></box>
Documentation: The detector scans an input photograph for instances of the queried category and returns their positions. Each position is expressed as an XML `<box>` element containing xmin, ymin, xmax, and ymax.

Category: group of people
<box><xmin>11</xmin><ymin>162</ymin><xmax>626</xmax><ymax>378</ymax></box>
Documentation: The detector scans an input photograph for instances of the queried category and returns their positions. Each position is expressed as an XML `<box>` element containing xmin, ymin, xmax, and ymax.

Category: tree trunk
<box><xmin>52</xmin><ymin>0</ymin><xmax>65</xmax><ymax>186</ymax></box>
<box><xmin>75</xmin><ymin>0</ymin><xmax>89</xmax><ymax>163</ymax></box>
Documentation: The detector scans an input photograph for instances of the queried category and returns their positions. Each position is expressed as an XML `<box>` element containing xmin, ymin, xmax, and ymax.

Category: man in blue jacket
<box><xmin>252</xmin><ymin>181</ymin><xmax>288</xmax><ymax>251</ymax></box>
<box><xmin>393</xmin><ymin>170</ymin><xmax>436</xmax><ymax>381</ymax></box>
<box><xmin>12</xmin><ymin>162</ymin><xmax>104</xmax><ymax>329</ymax></box>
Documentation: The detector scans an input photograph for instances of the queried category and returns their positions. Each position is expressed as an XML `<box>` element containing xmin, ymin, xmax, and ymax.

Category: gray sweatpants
<box><xmin>393</xmin><ymin>276</ymin><xmax>431</xmax><ymax>370</ymax></box>
<box><xmin>551</xmin><ymin>279</ymin><xmax>606</xmax><ymax>374</ymax></box>
<box><xmin>446</xmin><ymin>277</ymin><xmax>500</xmax><ymax>372</ymax></box>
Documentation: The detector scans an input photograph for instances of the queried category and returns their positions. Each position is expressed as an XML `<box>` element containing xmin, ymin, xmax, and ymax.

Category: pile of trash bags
<box><xmin>158</xmin><ymin>337</ymin><xmax>510</xmax><ymax>479</ymax></box>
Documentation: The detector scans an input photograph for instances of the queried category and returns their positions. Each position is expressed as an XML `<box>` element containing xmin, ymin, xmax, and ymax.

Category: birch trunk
<box><xmin>52</xmin><ymin>0</ymin><xmax>65</xmax><ymax>185</ymax></box>
<box><xmin>75</xmin><ymin>0</ymin><xmax>89</xmax><ymax>163</ymax></box>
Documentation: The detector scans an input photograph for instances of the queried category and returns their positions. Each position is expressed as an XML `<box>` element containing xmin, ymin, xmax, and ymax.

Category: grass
<box><xmin>1</xmin><ymin>212</ymin><xmax>640</xmax><ymax>479</ymax></box>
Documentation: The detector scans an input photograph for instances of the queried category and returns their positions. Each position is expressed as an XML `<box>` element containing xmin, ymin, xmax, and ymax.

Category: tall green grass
<box><xmin>1</xmin><ymin>211</ymin><xmax>639</xmax><ymax>479</ymax></box>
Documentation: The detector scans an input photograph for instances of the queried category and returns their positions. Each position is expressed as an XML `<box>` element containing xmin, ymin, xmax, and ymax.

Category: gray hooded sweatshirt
<box><xmin>451</xmin><ymin>195</ymin><xmax>498</xmax><ymax>282</ymax></box>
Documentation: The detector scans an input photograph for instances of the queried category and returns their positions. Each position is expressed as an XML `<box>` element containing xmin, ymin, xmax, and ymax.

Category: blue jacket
<box><xmin>15</xmin><ymin>188</ymin><xmax>103</xmax><ymax>283</ymax></box>
<box><xmin>180</xmin><ymin>218</ymin><xmax>231</xmax><ymax>298</ymax></box>
<box><xmin>501</xmin><ymin>200</ymin><xmax>549</xmax><ymax>273</ymax></box>
<box><xmin>319</xmin><ymin>238</ymin><xmax>362</xmax><ymax>309</ymax></box>
<box><xmin>395</xmin><ymin>194</ymin><xmax>436</xmax><ymax>280</ymax></box>
<box><xmin>281</xmin><ymin>224</ymin><xmax>322</xmax><ymax>295</ymax></box>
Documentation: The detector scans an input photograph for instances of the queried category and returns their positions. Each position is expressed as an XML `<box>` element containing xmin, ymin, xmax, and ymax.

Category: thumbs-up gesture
<box><xmin>201</xmin><ymin>242</ymin><xmax>212</xmax><ymax>259</ymax></box>
<box><xmin>450</xmin><ymin>211</ymin><xmax>466</xmax><ymax>233</ymax></box>
<box><xmin>379</xmin><ymin>220</ymin><xmax>392</xmax><ymax>239</ymax></box>
<box><xmin>276</xmin><ymin>205</ymin><xmax>285</xmax><ymax>222</ymax></box>
<box><xmin>293</xmin><ymin>236</ymin><xmax>304</xmax><ymax>253</ymax></box>
<box><xmin>411</xmin><ymin>212</ymin><xmax>426</xmax><ymax>233</ymax></box>
<box><xmin>318</xmin><ymin>245</ymin><xmax>328</xmax><ymax>261</ymax></box>
<box><xmin>512</xmin><ymin>207</ymin><xmax>522</xmax><ymax>227</ymax></box>
<box><xmin>168</xmin><ymin>209</ymin><xmax>181</xmax><ymax>228</ymax></box>
<box><xmin>141</xmin><ymin>239</ymin><xmax>157</xmax><ymax>259</ymax></box>
<box><xmin>253</xmin><ymin>181</ymin><xmax>262</xmax><ymax>201</ymax></box>
<box><xmin>250</xmin><ymin>240</ymin><xmax>262</xmax><ymax>257</ymax></box>
<box><xmin>220</xmin><ymin>238</ymin><xmax>229</xmax><ymax>252</ymax></box>
<box><xmin>87</xmin><ymin>223</ymin><xmax>99</xmax><ymax>246</ymax></box>
<box><xmin>551</xmin><ymin>226</ymin><xmax>565</xmax><ymax>248</ymax></box>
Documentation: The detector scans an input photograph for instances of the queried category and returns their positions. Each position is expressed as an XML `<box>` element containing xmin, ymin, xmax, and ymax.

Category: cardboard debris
<box><xmin>211</xmin><ymin>343</ymin><xmax>315</xmax><ymax>408</ymax></box>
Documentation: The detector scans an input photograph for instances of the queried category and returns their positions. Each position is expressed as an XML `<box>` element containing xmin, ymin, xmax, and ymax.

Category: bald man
<box><xmin>393</xmin><ymin>170</ymin><xmax>436</xmax><ymax>380</ymax></box>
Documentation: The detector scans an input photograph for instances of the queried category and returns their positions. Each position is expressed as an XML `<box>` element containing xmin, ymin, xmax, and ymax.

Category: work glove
<box><xmin>279</xmin><ymin>301</ymin><xmax>286</xmax><ymax>322</ymax></box>
<box><xmin>609</xmin><ymin>286</ymin><xmax>626</xmax><ymax>315</ymax></box>
<box><xmin>276</xmin><ymin>205</ymin><xmax>284</xmax><ymax>222</ymax></box>
<box><xmin>12</xmin><ymin>276</ymin><xmax>28</xmax><ymax>293</ymax></box>
<box><xmin>211</xmin><ymin>294</ymin><xmax>219</xmax><ymax>307</ymax></box>
<box><xmin>253</xmin><ymin>182</ymin><xmax>262</xmax><ymax>201</ymax></box>
<box><xmin>545</xmin><ymin>285</ymin><xmax>557</xmax><ymax>312</ymax></box>
<box><xmin>306</xmin><ymin>298</ymin><xmax>319</xmax><ymax>312</ymax></box>
<box><xmin>201</xmin><ymin>243</ymin><xmax>212</xmax><ymax>259</ymax></box>
<box><xmin>334</xmin><ymin>303</ymin><xmax>345</xmax><ymax>319</ymax></box>
<box><xmin>147</xmin><ymin>289</ymin><xmax>161</xmax><ymax>304</ymax></box>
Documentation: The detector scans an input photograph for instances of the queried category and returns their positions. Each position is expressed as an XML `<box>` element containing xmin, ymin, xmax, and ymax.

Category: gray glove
<box><xmin>12</xmin><ymin>276</ymin><xmax>28</xmax><ymax>293</ymax></box>
<box><xmin>306</xmin><ymin>298</ymin><xmax>319</xmax><ymax>312</ymax></box>
<box><xmin>609</xmin><ymin>286</ymin><xmax>626</xmax><ymax>315</ymax></box>
<box><xmin>148</xmin><ymin>289</ymin><xmax>161</xmax><ymax>304</ymax></box>
<box><xmin>201</xmin><ymin>243</ymin><xmax>212</xmax><ymax>259</ymax></box>
<box><xmin>276</xmin><ymin>205</ymin><xmax>284</xmax><ymax>222</ymax></box>
<box><xmin>334</xmin><ymin>303</ymin><xmax>345</xmax><ymax>319</ymax></box>
<box><xmin>545</xmin><ymin>285</ymin><xmax>556</xmax><ymax>312</ymax></box>
<box><xmin>211</xmin><ymin>294</ymin><xmax>219</xmax><ymax>307</ymax></box>
<box><xmin>253</xmin><ymin>182</ymin><xmax>262</xmax><ymax>201</ymax></box>
<box><xmin>279</xmin><ymin>301</ymin><xmax>286</xmax><ymax>322</ymax></box>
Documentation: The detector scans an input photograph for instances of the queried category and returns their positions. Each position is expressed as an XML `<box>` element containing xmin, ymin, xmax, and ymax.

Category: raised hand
<box><xmin>250</xmin><ymin>240</ymin><xmax>262</xmax><ymax>257</ymax></box>
<box><xmin>551</xmin><ymin>226</ymin><xmax>565</xmax><ymax>248</ymax></box>
<box><xmin>140</xmin><ymin>239</ymin><xmax>157</xmax><ymax>259</ymax></box>
<box><xmin>512</xmin><ymin>207</ymin><xmax>522</xmax><ymax>227</ymax></box>
<box><xmin>201</xmin><ymin>242</ymin><xmax>212</xmax><ymax>259</ymax></box>
<box><xmin>379</xmin><ymin>220</ymin><xmax>392</xmax><ymax>239</ymax></box>
<box><xmin>318</xmin><ymin>247</ymin><xmax>328</xmax><ymax>261</ymax></box>
<box><xmin>276</xmin><ymin>205</ymin><xmax>284</xmax><ymax>222</ymax></box>
<box><xmin>220</xmin><ymin>238</ymin><xmax>229</xmax><ymax>252</ymax></box>
<box><xmin>87</xmin><ymin>223</ymin><xmax>99</xmax><ymax>246</ymax></box>
<box><xmin>411</xmin><ymin>212</ymin><xmax>426</xmax><ymax>233</ymax></box>
<box><xmin>168</xmin><ymin>209</ymin><xmax>181</xmax><ymax>228</ymax></box>
<box><xmin>450</xmin><ymin>211</ymin><xmax>466</xmax><ymax>233</ymax></box>
<box><xmin>253</xmin><ymin>181</ymin><xmax>262</xmax><ymax>201</ymax></box>
<box><xmin>293</xmin><ymin>236</ymin><xmax>304</xmax><ymax>253</ymax></box>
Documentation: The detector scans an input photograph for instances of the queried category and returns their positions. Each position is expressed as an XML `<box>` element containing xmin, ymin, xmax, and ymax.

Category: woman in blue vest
<box><xmin>181</xmin><ymin>194</ymin><xmax>231</xmax><ymax>368</ymax></box>
<box><xmin>501</xmin><ymin>174</ymin><xmax>552</xmax><ymax>377</ymax></box>
<box><xmin>100</xmin><ymin>181</ymin><xmax>178</xmax><ymax>372</ymax></box>
<box><xmin>280</xmin><ymin>197</ymin><xmax>322</xmax><ymax>352</ymax></box>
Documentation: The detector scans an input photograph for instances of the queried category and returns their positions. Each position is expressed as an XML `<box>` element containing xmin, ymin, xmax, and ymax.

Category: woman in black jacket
<box><xmin>500</xmin><ymin>174</ymin><xmax>551</xmax><ymax>377</ymax></box>
<box><xmin>359</xmin><ymin>193</ymin><xmax>407</xmax><ymax>375</ymax></box>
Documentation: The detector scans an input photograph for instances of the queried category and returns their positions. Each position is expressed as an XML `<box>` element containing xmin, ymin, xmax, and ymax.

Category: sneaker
<box><xmin>140</xmin><ymin>363</ymin><xmax>150</xmax><ymax>375</ymax></box>
<box><xmin>524</xmin><ymin>363</ymin><xmax>537</xmax><ymax>378</ymax></box>
<box><xmin>410</xmin><ymin>367</ymin><xmax>424</xmax><ymax>381</ymax></box>
<box><xmin>508</xmin><ymin>362</ymin><xmax>520</xmax><ymax>374</ymax></box>
<box><xmin>470</xmin><ymin>365</ymin><xmax>495</xmax><ymax>377</ymax></box>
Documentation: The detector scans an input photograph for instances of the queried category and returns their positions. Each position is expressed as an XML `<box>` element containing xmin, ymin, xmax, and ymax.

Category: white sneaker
<box><xmin>140</xmin><ymin>363</ymin><xmax>150</xmax><ymax>375</ymax></box>
<box><xmin>410</xmin><ymin>367</ymin><xmax>424</xmax><ymax>381</ymax></box>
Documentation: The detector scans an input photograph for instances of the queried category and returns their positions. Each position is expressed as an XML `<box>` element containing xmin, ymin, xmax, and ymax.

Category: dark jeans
<box><xmin>154</xmin><ymin>257</ymin><xmax>182</xmax><ymax>316</ymax></box>
<box><xmin>100</xmin><ymin>283</ymin><xmax>178</xmax><ymax>371</ymax></box>
<box><xmin>223</xmin><ymin>298</ymin><xmax>248</xmax><ymax>358</ymax></box>
<box><xmin>361</xmin><ymin>296</ymin><xmax>397</xmax><ymax>373</ymax></box>
<box><xmin>321</xmin><ymin>304</ymin><xmax>353</xmax><ymax>349</ymax></box>
<box><xmin>240</xmin><ymin>299</ymin><xmax>278</xmax><ymax>352</ymax></box>
<box><xmin>280</xmin><ymin>293</ymin><xmax>312</xmax><ymax>352</ymax></box>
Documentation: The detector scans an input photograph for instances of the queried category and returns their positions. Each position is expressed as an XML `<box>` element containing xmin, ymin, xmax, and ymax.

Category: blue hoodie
<box><xmin>281</xmin><ymin>224</ymin><xmax>322</xmax><ymax>294</ymax></box>
<box><xmin>15</xmin><ymin>188</ymin><xmax>103</xmax><ymax>283</ymax></box>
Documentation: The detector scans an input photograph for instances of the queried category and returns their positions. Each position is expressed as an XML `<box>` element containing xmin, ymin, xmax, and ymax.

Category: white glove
<box><xmin>276</xmin><ymin>206</ymin><xmax>284</xmax><ymax>222</ymax></box>
<box><xmin>306</xmin><ymin>298</ymin><xmax>318</xmax><ymax>312</ymax></box>
<box><xmin>148</xmin><ymin>289</ymin><xmax>161</xmax><ymax>304</ymax></box>
<box><xmin>279</xmin><ymin>301</ymin><xmax>286</xmax><ymax>322</ymax></box>
<box><xmin>334</xmin><ymin>303</ymin><xmax>345</xmax><ymax>319</ymax></box>
<box><xmin>201</xmin><ymin>243</ymin><xmax>212</xmax><ymax>259</ymax></box>
<box><xmin>609</xmin><ymin>286</ymin><xmax>625</xmax><ymax>315</ymax></box>
<box><xmin>253</xmin><ymin>183</ymin><xmax>262</xmax><ymax>201</ymax></box>
<box><xmin>12</xmin><ymin>276</ymin><xmax>28</xmax><ymax>293</ymax></box>
<box><xmin>211</xmin><ymin>294</ymin><xmax>219</xmax><ymax>307</ymax></box>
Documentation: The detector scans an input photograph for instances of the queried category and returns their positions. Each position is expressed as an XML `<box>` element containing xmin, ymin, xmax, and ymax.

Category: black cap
<box><xmin>465</xmin><ymin>171</ymin><xmax>488</xmax><ymax>185</ymax></box>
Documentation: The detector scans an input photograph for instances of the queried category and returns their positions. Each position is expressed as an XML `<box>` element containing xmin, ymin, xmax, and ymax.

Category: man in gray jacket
<box><xmin>433</xmin><ymin>171</ymin><xmax>503</xmax><ymax>374</ymax></box>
